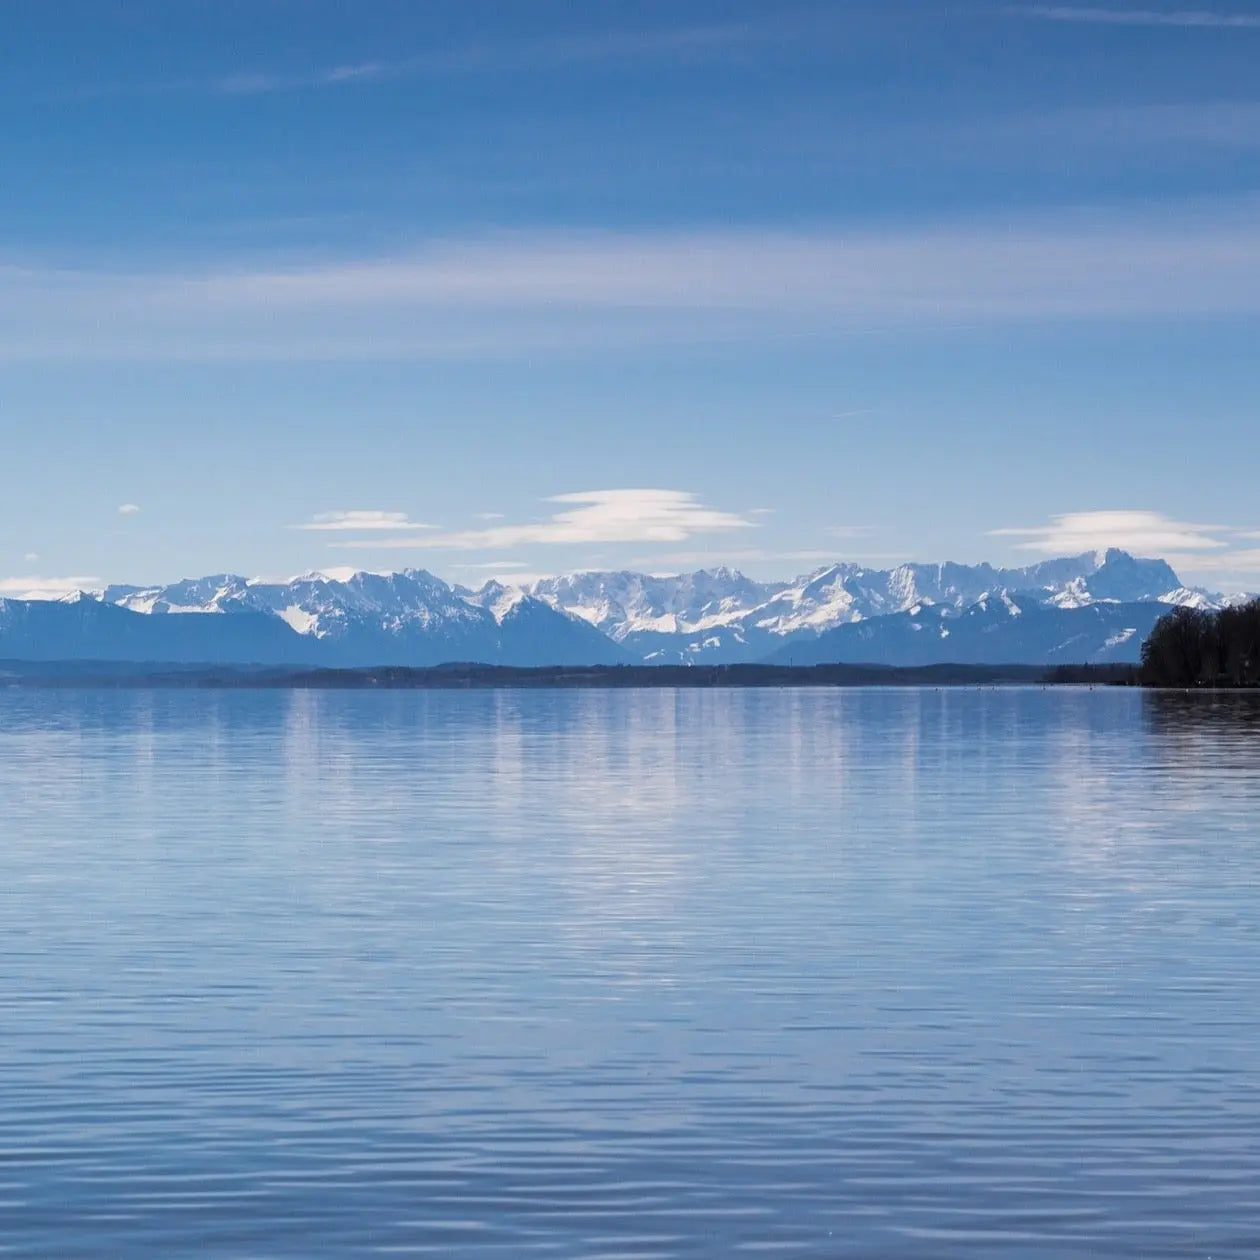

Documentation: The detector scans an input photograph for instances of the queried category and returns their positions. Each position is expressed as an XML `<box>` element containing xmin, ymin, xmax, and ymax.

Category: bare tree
<box><xmin>1140</xmin><ymin>600</ymin><xmax>1260</xmax><ymax>687</ymax></box>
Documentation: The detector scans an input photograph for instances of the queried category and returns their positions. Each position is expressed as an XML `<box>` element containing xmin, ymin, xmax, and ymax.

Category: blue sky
<box><xmin>3</xmin><ymin>0</ymin><xmax>1259</xmax><ymax>595</ymax></box>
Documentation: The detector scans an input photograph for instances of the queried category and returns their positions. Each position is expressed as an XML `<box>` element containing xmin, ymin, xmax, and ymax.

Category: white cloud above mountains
<box><xmin>990</xmin><ymin>510</ymin><xmax>1260</xmax><ymax>583</ymax></box>
<box><xmin>295</xmin><ymin>510</ymin><xmax>437</xmax><ymax>532</ymax></box>
<box><xmin>0</xmin><ymin>576</ymin><xmax>100</xmax><ymax>599</ymax></box>
<box><xmin>323</xmin><ymin>489</ymin><xmax>755</xmax><ymax>551</ymax></box>
<box><xmin>992</xmin><ymin>510</ymin><xmax>1229</xmax><ymax>555</ymax></box>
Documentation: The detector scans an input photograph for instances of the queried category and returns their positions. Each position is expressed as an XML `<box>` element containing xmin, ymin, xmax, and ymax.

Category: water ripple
<box><xmin>1</xmin><ymin>688</ymin><xmax>1259</xmax><ymax>1256</ymax></box>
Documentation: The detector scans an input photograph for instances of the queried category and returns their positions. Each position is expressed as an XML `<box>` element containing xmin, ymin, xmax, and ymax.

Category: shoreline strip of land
<box><xmin>1</xmin><ymin>661</ymin><xmax>1139</xmax><ymax>689</ymax></box>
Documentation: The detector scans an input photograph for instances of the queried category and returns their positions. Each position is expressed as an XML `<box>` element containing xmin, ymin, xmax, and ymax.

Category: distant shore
<box><xmin>1</xmin><ymin>661</ymin><xmax>1141</xmax><ymax>689</ymax></box>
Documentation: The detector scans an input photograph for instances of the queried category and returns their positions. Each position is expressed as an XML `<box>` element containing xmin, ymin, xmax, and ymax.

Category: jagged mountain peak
<box><xmin>3</xmin><ymin>550</ymin><xmax>1235</xmax><ymax>671</ymax></box>
<box><xmin>63</xmin><ymin>566</ymin><xmax>630</xmax><ymax>667</ymax></box>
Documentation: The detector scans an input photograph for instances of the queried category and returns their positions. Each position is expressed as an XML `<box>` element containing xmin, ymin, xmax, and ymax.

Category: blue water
<box><xmin>2</xmin><ymin>687</ymin><xmax>1259</xmax><ymax>1258</ymax></box>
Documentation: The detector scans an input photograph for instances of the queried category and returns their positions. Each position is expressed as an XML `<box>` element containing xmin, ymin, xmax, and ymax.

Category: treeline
<box><xmin>1139</xmin><ymin>601</ymin><xmax>1260</xmax><ymax>687</ymax></box>
<box><xmin>1043</xmin><ymin>663</ymin><xmax>1139</xmax><ymax>686</ymax></box>
<box><xmin>6</xmin><ymin>660</ymin><xmax>1055</xmax><ymax>689</ymax></box>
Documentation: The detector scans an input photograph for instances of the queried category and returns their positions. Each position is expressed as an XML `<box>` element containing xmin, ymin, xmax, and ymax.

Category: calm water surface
<box><xmin>2</xmin><ymin>687</ymin><xmax>1259</xmax><ymax>1258</ymax></box>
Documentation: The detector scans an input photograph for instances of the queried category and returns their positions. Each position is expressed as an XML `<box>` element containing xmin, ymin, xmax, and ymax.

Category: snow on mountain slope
<box><xmin>82</xmin><ymin>568</ymin><xmax>628</xmax><ymax>666</ymax></box>
<box><xmin>525</xmin><ymin>567</ymin><xmax>774</xmax><ymax>638</ymax></box>
<box><xmin>7</xmin><ymin>550</ymin><xmax>1232</xmax><ymax>669</ymax></box>
<box><xmin>766</xmin><ymin>596</ymin><xmax>1168</xmax><ymax>667</ymax></box>
<box><xmin>462</xmin><ymin>582</ymin><xmax>634</xmax><ymax>665</ymax></box>
<box><xmin>524</xmin><ymin>549</ymin><xmax>1214</xmax><ymax>662</ymax></box>
<box><xmin>105</xmin><ymin>574</ymin><xmax>251</xmax><ymax>614</ymax></box>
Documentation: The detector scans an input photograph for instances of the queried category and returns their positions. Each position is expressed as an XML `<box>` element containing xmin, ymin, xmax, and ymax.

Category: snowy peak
<box><xmin>9</xmin><ymin>549</ymin><xmax>1237</xmax><ymax>671</ymax></box>
<box><xmin>528</xmin><ymin>549</ymin><xmax>1199</xmax><ymax>653</ymax></box>
<box><xmin>525</xmin><ymin>568</ymin><xmax>773</xmax><ymax>639</ymax></box>
<box><xmin>76</xmin><ymin>567</ymin><xmax>630</xmax><ymax>667</ymax></box>
<box><xmin>465</xmin><ymin>580</ymin><xmax>556</xmax><ymax>625</ymax></box>
<box><xmin>105</xmin><ymin>574</ymin><xmax>251</xmax><ymax>614</ymax></box>
<box><xmin>512</xmin><ymin>549</ymin><xmax>1222</xmax><ymax>664</ymax></box>
<box><xmin>1082</xmin><ymin>550</ymin><xmax>1181</xmax><ymax>602</ymax></box>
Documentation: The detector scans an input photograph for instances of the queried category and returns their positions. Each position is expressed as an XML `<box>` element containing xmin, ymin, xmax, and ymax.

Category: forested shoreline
<box><xmin>1140</xmin><ymin>602</ymin><xmax>1260</xmax><ymax>687</ymax></box>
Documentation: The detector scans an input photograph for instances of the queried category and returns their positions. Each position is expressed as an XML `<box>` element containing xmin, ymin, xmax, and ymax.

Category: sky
<box><xmin>2</xmin><ymin>0</ymin><xmax>1259</xmax><ymax>596</ymax></box>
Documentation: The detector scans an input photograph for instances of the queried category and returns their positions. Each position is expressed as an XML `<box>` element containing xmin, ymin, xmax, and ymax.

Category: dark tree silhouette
<box><xmin>1139</xmin><ymin>600</ymin><xmax>1260</xmax><ymax>687</ymax></box>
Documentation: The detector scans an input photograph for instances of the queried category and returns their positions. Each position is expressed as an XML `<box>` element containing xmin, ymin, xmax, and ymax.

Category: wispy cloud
<box><xmin>328</xmin><ymin>489</ymin><xmax>755</xmax><ymax>551</ymax></box>
<box><xmin>0</xmin><ymin>576</ymin><xmax>100</xmax><ymax>599</ymax></box>
<box><xmin>1017</xmin><ymin>6</ymin><xmax>1260</xmax><ymax>28</ymax></box>
<box><xmin>1184</xmin><ymin>549</ymin><xmax>1260</xmax><ymax>577</ymax></box>
<box><xmin>991</xmin><ymin>510</ymin><xmax>1229</xmax><ymax>554</ymax></box>
<box><xmin>973</xmin><ymin>101</ymin><xmax>1260</xmax><ymax>153</ymax></box>
<box><xmin>5</xmin><ymin>203</ymin><xmax>1260</xmax><ymax>361</ymax></box>
<box><xmin>215</xmin><ymin>61</ymin><xmax>388</xmax><ymax>95</ymax></box>
<box><xmin>117</xmin><ymin>502</ymin><xmax>141</xmax><ymax>515</ymax></box>
<box><xmin>294</xmin><ymin>510</ymin><xmax>437</xmax><ymax>532</ymax></box>
<box><xmin>62</xmin><ymin>20</ymin><xmax>790</xmax><ymax>103</ymax></box>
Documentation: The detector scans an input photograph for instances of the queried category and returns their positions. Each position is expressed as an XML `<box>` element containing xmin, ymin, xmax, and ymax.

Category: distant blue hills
<box><xmin>0</xmin><ymin>551</ymin><xmax>1233</xmax><ymax>670</ymax></box>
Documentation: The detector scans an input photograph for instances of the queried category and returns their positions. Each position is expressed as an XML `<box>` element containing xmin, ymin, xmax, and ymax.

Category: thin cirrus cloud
<box><xmin>216</xmin><ymin>62</ymin><xmax>387</xmax><ymax>95</ymax></box>
<box><xmin>216</xmin><ymin>23</ymin><xmax>769</xmax><ymax>92</ymax></box>
<box><xmin>294</xmin><ymin>510</ymin><xmax>437</xmax><ymax>532</ymax></box>
<box><xmin>1018</xmin><ymin>6</ymin><xmax>1260</xmax><ymax>27</ymax></box>
<box><xmin>970</xmin><ymin>101</ymin><xmax>1260</xmax><ymax>154</ymax></box>
<box><xmin>5</xmin><ymin>203</ymin><xmax>1260</xmax><ymax>361</ymax></box>
<box><xmin>67</xmin><ymin>20</ymin><xmax>790</xmax><ymax>102</ymax></box>
<box><xmin>117</xmin><ymin>503</ymin><xmax>141</xmax><ymax>515</ymax></box>
<box><xmin>327</xmin><ymin>489</ymin><xmax>756</xmax><ymax>551</ymax></box>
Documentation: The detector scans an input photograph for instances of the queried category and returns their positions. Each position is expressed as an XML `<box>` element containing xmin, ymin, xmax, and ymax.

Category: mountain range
<box><xmin>0</xmin><ymin>550</ymin><xmax>1238</xmax><ymax>671</ymax></box>
<box><xmin>524</xmin><ymin>548</ymin><xmax>1207</xmax><ymax>664</ymax></box>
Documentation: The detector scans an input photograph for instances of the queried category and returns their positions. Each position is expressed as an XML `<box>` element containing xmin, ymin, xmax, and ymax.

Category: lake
<box><xmin>2</xmin><ymin>687</ymin><xmax>1258</xmax><ymax>1258</ymax></box>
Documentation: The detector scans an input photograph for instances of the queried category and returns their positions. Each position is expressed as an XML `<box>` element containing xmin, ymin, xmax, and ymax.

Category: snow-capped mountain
<box><xmin>105</xmin><ymin>569</ymin><xmax>490</xmax><ymax>639</ymax></box>
<box><xmin>0</xmin><ymin>551</ymin><xmax>1235</xmax><ymax>669</ymax></box>
<box><xmin>525</xmin><ymin>549</ymin><xmax>1215</xmax><ymax>664</ymax></box>
<box><xmin>765</xmin><ymin>595</ymin><xmax>1169</xmax><ymax>667</ymax></box>
<box><xmin>2</xmin><ymin>569</ymin><xmax>628</xmax><ymax>667</ymax></box>
<box><xmin>525</xmin><ymin>566</ymin><xmax>775</xmax><ymax>638</ymax></box>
